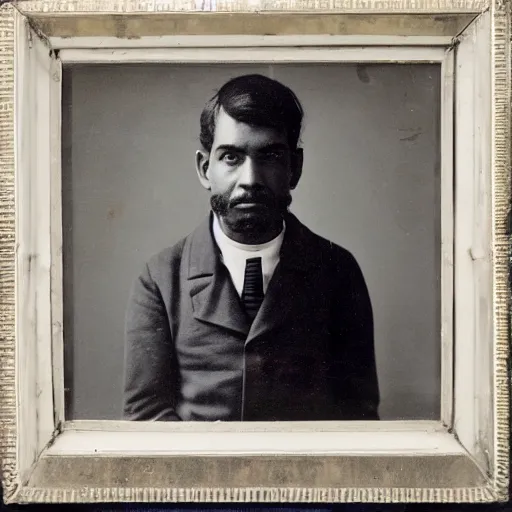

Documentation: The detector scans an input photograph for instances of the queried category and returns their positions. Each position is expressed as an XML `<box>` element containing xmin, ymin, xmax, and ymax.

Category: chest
<box><xmin>172</xmin><ymin>275</ymin><xmax>335</xmax><ymax>373</ymax></box>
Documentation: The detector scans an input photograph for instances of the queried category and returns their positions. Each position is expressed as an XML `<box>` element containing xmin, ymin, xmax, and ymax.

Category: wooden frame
<box><xmin>0</xmin><ymin>0</ymin><xmax>510</xmax><ymax>505</ymax></box>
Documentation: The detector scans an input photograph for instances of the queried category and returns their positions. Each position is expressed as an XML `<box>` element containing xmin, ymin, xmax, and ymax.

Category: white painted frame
<box><xmin>0</xmin><ymin>0</ymin><xmax>509</xmax><ymax>505</ymax></box>
<box><xmin>46</xmin><ymin>44</ymin><xmax>456</xmax><ymax>434</ymax></box>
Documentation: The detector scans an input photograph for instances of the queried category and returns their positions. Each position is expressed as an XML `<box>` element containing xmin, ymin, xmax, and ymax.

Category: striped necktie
<box><xmin>241</xmin><ymin>257</ymin><xmax>264</xmax><ymax>321</ymax></box>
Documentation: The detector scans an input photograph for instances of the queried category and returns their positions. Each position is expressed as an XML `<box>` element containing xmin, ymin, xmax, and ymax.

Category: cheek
<box><xmin>208</xmin><ymin>167</ymin><xmax>236</xmax><ymax>195</ymax></box>
<box><xmin>267</xmin><ymin>168</ymin><xmax>292</xmax><ymax>191</ymax></box>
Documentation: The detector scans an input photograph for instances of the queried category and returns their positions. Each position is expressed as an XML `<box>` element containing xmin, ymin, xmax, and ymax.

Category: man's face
<box><xmin>196</xmin><ymin>108</ymin><xmax>303</xmax><ymax>241</ymax></box>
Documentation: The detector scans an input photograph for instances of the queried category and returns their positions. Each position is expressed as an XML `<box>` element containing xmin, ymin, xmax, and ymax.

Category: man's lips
<box><xmin>231</xmin><ymin>201</ymin><xmax>269</xmax><ymax>209</ymax></box>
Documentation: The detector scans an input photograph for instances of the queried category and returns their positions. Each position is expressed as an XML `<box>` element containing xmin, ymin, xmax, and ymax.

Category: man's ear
<box><xmin>195</xmin><ymin>149</ymin><xmax>211</xmax><ymax>190</ymax></box>
<box><xmin>290</xmin><ymin>148</ymin><xmax>303</xmax><ymax>190</ymax></box>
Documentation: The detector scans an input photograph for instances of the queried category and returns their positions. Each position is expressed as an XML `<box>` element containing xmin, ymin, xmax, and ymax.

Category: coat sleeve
<box><xmin>123</xmin><ymin>262</ymin><xmax>181</xmax><ymax>421</ymax></box>
<box><xmin>329</xmin><ymin>250</ymin><xmax>380</xmax><ymax>420</ymax></box>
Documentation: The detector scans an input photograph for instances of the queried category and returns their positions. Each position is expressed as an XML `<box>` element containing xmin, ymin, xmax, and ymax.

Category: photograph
<box><xmin>62</xmin><ymin>63</ymin><xmax>441</xmax><ymax>423</ymax></box>
<box><xmin>2</xmin><ymin>0</ymin><xmax>509</xmax><ymax>504</ymax></box>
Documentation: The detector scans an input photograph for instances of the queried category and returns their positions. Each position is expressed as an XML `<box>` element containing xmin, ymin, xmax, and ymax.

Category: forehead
<box><xmin>211</xmin><ymin>108</ymin><xmax>287</xmax><ymax>150</ymax></box>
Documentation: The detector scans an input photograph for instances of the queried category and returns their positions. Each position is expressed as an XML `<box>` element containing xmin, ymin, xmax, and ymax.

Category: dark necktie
<box><xmin>241</xmin><ymin>257</ymin><xmax>264</xmax><ymax>321</ymax></box>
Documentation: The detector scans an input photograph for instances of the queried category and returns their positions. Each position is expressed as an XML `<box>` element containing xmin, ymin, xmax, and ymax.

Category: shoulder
<box><xmin>291</xmin><ymin>215</ymin><xmax>361</xmax><ymax>269</ymax></box>
<box><xmin>147</xmin><ymin>237</ymin><xmax>187</xmax><ymax>270</ymax></box>
<box><xmin>143</xmin><ymin>236</ymin><xmax>188</xmax><ymax>284</ymax></box>
<box><xmin>126</xmin><ymin>234</ymin><xmax>192</xmax><ymax>310</ymax></box>
<box><xmin>136</xmin><ymin>215</ymin><xmax>213</xmax><ymax>288</ymax></box>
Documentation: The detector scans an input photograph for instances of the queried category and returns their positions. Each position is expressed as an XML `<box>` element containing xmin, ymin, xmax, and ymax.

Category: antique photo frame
<box><xmin>0</xmin><ymin>0</ymin><xmax>510</xmax><ymax>505</ymax></box>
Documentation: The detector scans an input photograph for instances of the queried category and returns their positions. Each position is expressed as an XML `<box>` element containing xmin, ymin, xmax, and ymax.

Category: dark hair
<box><xmin>199</xmin><ymin>74</ymin><xmax>304</xmax><ymax>152</ymax></box>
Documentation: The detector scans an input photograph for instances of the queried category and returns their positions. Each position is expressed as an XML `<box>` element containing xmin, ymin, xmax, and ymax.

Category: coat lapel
<box><xmin>246</xmin><ymin>213</ymin><xmax>318</xmax><ymax>344</ymax></box>
<box><xmin>187</xmin><ymin>215</ymin><xmax>250</xmax><ymax>336</ymax></box>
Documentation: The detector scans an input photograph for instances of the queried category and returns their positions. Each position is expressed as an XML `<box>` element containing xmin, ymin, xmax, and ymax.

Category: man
<box><xmin>123</xmin><ymin>74</ymin><xmax>379</xmax><ymax>422</ymax></box>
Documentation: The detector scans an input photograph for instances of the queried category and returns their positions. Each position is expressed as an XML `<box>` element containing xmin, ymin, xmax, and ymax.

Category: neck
<box><xmin>218</xmin><ymin>217</ymin><xmax>283</xmax><ymax>245</ymax></box>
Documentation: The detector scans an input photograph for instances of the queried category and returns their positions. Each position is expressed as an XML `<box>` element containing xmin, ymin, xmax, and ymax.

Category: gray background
<box><xmin>62</xmin><ymin>63</ymin><xmax>441</xmax><ymax>421</ymax></box>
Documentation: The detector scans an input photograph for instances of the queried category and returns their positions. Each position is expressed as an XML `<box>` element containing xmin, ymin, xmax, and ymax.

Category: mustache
<box><xmin>229</xmin><ymin>189</ymin><xmax>276</xmax><ymax>207</ymax></box>
<box><xmin>210</xmin><ymin>186</ymin><xmax>292</xmax><ymax>217</ymax></box>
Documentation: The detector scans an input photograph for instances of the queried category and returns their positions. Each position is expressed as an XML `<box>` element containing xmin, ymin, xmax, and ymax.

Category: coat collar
<box><xmin>186</xmin><ymin>211</ymin><xmax>319</xmax><ymax>340</ymax></box>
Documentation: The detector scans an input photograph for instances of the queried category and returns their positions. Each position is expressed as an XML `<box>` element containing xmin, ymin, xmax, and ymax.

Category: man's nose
<box><xmin>238</xmin><ymin>157</ymin><xmax>266</xmax><ymax>187</ymax></box>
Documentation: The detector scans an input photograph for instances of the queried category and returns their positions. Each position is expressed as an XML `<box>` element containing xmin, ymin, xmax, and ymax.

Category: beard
<box><xmin>210</xmin><ymin>185</ymin><xmax>292</xmax><ymax>235</ymax></box>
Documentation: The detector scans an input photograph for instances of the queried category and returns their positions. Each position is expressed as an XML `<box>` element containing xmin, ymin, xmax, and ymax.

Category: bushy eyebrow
<box><xmin>214</xmin><ymin>144</ymin><xmax>242</xmax><ymax>154</ymax></box>
<box><xmin>214</xmin><ymin>143</ymin><xmax>289</xmax><ymax>154</ymax></box>
<box><xmin>258</xmin><ymin>143</ymin><xmax>289</xmax><ymax>152</ymax></box>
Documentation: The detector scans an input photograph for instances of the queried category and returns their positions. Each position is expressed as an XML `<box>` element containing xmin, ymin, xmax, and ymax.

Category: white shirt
<box><xmin>212</xmin><ymin>214</ymin><xmax>285</xmax><ymax>297</ymax></box>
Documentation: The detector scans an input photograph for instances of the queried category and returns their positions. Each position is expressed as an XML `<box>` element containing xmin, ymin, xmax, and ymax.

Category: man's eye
<box><xmin>222</xmin><ymin>152</ymin><xmax>240</xmax><ymax>165</ymax></box>
<box><xmin>262</xmin><ymin>151</ymin><xmax>286</xmax><ymax>161</ymax></box>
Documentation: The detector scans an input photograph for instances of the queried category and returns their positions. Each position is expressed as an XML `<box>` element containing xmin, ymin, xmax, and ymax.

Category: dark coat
<box><xmin>123</xmin><ymin>213</ymin><xmax>379</xmax><ymax>421</ymax></box>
